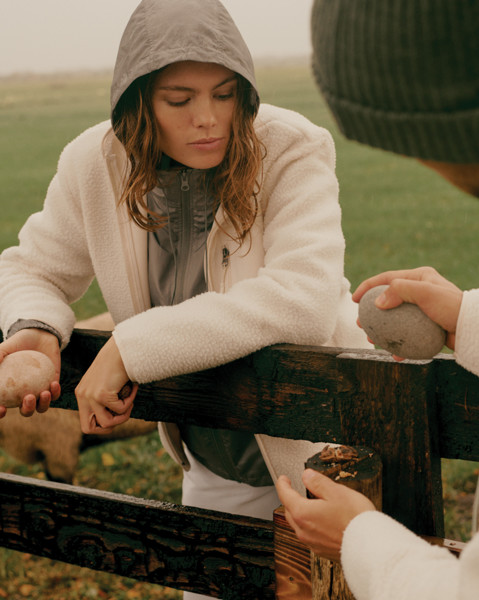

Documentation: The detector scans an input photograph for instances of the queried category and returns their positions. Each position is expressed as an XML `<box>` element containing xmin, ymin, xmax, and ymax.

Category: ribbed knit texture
<box><xmin>311</xmin><ymin>0</ymin><xmax>479</xmax><ymax>163</ymax></box>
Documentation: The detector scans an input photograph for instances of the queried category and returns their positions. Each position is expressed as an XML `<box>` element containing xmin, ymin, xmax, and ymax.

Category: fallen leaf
<box><xmin>102</xmin><ymin>453</ymin><xmax>115</xmax><ymax>467</ymax></box>
<box><xmin>20</xmin><ymin>584</ymin><xmax>35</xmax><ymax>597</ymax></box>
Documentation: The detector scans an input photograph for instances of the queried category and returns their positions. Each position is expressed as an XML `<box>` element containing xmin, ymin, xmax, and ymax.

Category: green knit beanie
<box><xmin>311</xmin><ymin>0</ymin><xmax>479</xmax><ymax>163</ymax></box>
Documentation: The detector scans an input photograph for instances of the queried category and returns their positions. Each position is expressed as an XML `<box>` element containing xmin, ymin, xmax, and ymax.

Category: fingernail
<box><xmin>303</xmin><ymin>469</ymin><xmax>316</xmax><ymax>481</ymax></box>
<box><xmin>375</xmin><ymin>293</ymin><xmax>387</xmax><ymax>307</ymax></box>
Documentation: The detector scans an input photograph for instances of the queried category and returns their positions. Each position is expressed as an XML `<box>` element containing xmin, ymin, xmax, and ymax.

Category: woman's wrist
<box><xmin>7</xmin><ymin>319</ymin><xmax>62</xmax><ymax>345</ymax></box>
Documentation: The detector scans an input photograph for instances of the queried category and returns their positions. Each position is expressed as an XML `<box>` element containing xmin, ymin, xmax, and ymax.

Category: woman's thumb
<box><xmin>375</xmin><ymin>286</ymin><xmax>404</xmax><ymax>309</ymax></box>
<box><xmin>302</xmin><ymin>469</ymin><xmax>333</xmax><ymax>499</ymax></box>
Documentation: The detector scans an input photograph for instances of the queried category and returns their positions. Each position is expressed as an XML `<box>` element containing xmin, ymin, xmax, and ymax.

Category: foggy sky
<box><xmin>0</xmin><ymin>0</ymin><xmax>314</xmax><ymax>76</ymax></box>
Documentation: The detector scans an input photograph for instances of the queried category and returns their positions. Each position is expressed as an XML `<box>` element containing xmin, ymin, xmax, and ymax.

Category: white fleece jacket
<box><xmin>0</xmin><ymin>103</ymin><xmax>368</xmax><ymax>384</ymax></box>
<box><xmin>342</xmin><ymin>512</ymin><xmax>479</xmax><ymax>600</ymax></box>
<box><xmin>455</xmin><ymin>289</ymin><xmax>479</xmax><ymax>376</ymax></box>
<box><xmin>0</xmin><ymin>102</ymin><xmax>371</xmax><ymax>490</ymax></box>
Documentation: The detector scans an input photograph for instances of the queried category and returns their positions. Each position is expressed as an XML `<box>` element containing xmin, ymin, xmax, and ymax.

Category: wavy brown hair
<box><xmin>112</xmin><ymin>69</ymin><xmax>265</xmax><ymax>244</ymax></box>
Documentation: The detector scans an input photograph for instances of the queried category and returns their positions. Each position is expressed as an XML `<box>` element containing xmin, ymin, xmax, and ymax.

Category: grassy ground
<box><xmin>1</xmin><ymin>65</ymin><xmax>478</xmax><ymax>597</ymax></box>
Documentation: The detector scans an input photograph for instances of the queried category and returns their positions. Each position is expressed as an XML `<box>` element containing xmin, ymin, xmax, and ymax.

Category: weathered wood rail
<box><xmin>1</xmin><ymin>329</ymin><xmax>478</xmax><ymax>598</ymax></box>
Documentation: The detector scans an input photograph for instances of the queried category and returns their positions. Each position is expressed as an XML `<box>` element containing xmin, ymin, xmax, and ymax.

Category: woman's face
<box><xmin>152</xmin><ymin>61</ymin><xmax>237</xmax><ymax>169</ymax></box>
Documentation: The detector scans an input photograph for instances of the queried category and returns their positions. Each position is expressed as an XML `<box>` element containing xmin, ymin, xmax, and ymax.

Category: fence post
<box><xmin>307</xmin><ymin>445</ymin><xmax>382</xmax><ymax>600</ymax></box>
<box><xmin>273</xmin><ymin>506</ymin><xmax>312</xmax><ymax>599</ymax></box>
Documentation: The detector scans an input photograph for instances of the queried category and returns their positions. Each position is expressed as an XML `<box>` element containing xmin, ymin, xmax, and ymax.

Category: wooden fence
<box><xmin>1</xmin><ymin>329</ymin><xmax>478</xmax><ymax>598</ymax></box>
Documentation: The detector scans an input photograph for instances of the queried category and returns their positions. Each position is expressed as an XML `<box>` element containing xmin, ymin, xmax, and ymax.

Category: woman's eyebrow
<box><xmin>157</xmin><ymin>76</ymin><xmax>237</xmax><ymax>92</ymax></box>
<box><xmin>213</xmin><ymin>75</ymin><xmax>237</xmax><ymax>89</ymax></box>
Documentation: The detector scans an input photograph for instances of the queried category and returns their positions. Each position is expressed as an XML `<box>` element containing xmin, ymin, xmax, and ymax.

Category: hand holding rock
<box><xmin>0</xmin><ymin>350</ymin><xmax>56</xmax><ymax>408</ymax></box>
<box><xmin>358</xmin><ymin>285</ymin><xmax>447</xmax><ymax>359</ymax></box>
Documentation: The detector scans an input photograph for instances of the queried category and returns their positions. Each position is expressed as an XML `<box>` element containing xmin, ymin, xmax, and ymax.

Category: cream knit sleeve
<box><xmin>341</xmin><ymin>511</ymin><xmax>472</xmax><ymax>600</ymax></box>
<box><xmin>454</xmin><ymin>289</ymin><xmax>479</xmax><ymax>377</ymax></box>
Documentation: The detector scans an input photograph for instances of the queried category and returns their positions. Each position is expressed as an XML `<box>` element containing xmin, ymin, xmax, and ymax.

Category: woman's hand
<box><xmin>0</xmin><ymin>328</ymin><xmax>61</xmax><ymax>419</ymax></box>
<box><xmin>75</xmin><ymin>336</ymin><xmax>137</xmax><ymax>434</ymax></box>
<box><xmin>276</xmin><ymin>469</ymin><xmax>375</xmax><ymax>562</ymax></box>
<box><xmin>352</xmin><ymin>267</ymin><xmax>463</xmax><ymax>352</ymax></box>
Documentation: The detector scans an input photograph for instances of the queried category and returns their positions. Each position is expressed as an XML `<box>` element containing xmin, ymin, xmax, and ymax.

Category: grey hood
<box><xmin>110</xmin><ymin>0</ymin><xmax>259</xmax><ymax>115</ymax></box>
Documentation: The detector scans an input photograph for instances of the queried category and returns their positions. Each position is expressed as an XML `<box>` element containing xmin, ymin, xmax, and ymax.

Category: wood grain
<box><xmin>0</xmin><ymin>472</ymin><xmax>275</xmax><ymax>599</ymax></box>
<box><xmin>273</xmin><ymin>507</ymin><xmax>312</xmax><ymax>599</ymax></box>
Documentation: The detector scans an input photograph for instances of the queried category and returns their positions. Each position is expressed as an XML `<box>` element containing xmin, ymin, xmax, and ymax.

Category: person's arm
<box><xmin>276</xmin><ymin>469</ymin><xmax>468</xmax><ymax>600</ymax></box>
<box><xmin>341</xmin><ymin>509</ymin><xmax>464</xmax><ymax>600</ymax></box>
<box><xmin>0</xmin><ymin>128</ymin><xmax>112</xmax><ymax>352</ymax></box>
<box><xmin>75</xmin><ymin>336</ymin><xmax>137</xmax><ymax>434</ymax></box>
<box><xmin>0</xmin><ymin>127</ymin><xmax>108</xmax><ymax>419</ymax></box>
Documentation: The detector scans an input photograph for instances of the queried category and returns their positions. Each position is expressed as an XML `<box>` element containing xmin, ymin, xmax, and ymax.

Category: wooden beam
<box><xmin>6</xmin><ymin>328</ymin><xmax>479</xmax><ymax>536</ymax></box>
<box><xmin>56</xmin><ymin>330</ymin><xmax>479</xmax><ymax>535</ymax></box>
<box><xmin>58</xmin><ymin>332</ymin><xmax>479</xmax><ymax>463</ymax></box>
<box><xmin>434</xmin><ymin>358</ymin><xmax>479</xmax><ymax>460</ymax></box>
<box><xmin>0</xmin><ymin>473</ymin><xmax>275</xmax><ymax>599</ymax></box>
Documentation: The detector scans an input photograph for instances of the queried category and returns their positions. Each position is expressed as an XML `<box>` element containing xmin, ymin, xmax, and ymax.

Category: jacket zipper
<box><xmin>221</xmin><ymin>246</ymin><xmax>230</xmax><ymax>293</ymax></box>
<box><xmin>172</xmin><ymin>169</ymin><xmax>192</xmax><ymax>304</ymax></box>
<box><xmin>180</xmin><ymin>170</ymin><xmax>190</xmax><ymax>192</ymax></box>
<box><xmin>222</xmin><ymin>246</ymin><xmax>230</xmax><ymax>267</ymax></box>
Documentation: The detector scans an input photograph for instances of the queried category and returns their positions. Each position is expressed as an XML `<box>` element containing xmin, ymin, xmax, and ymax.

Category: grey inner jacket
<box><xmin>147</xmin><ymin>163</ymin><xmax>272</xmax><ymax>487</ymax></box>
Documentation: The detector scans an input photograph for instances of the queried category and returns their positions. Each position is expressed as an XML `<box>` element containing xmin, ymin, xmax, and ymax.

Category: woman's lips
<box><xmin>189</xmin><ymin>137</ymin><xmax>224</xmax><ymax>150</ymax></box>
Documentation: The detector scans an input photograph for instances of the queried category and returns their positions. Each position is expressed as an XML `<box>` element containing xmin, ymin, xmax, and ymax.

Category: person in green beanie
<box><xmin>277</xmin><ymin>2</ymin><xmax>479</xmax><ymax>599</ymax></box>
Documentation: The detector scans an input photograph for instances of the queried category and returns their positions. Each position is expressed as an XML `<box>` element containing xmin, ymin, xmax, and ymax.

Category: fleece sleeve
<box><xmin>341</xmin><ymin>511</ymin><xmax>479</xmax><ymax>600</ymax></box>
<box><xmin>113</xmin><ymin>108</ymin><xmax>367</xmax><ymax>383</ymax></box>
<box><xmin>0</xmin><ymin>167</ymin><xmax>95</xmax><ymax>348</ymax></box>
<box><xmin>454</xmin><ymin>289</ymin><xmax>479</xmax><ymax>377</ymax></box>
<box><xmin>0</xmin><ymin>121</ymin><xmax>123</xmax><ymax>349</ymax></box>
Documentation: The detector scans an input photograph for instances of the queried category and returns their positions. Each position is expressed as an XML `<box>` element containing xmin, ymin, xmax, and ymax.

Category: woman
<box><xmin>0</xmin><ymin>4</ymin><xmax>368</xmax><ymax>597</ymax></box>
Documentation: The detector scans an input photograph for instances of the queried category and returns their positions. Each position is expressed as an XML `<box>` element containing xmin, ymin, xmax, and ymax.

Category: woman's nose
<box><xmin>192</xmin><ymin>98</ymin><xmax>217</xmax><ymax>128</ymax></box>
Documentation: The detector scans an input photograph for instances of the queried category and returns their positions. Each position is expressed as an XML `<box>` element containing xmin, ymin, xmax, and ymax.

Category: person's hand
<box><xmin>75</xmin><ymin>336</ymin><xmax>137</xmax><ymax>434</ymax></box>
<box><xmin>276</xmin><ymin>469</ymin><xmax>375</xmax><ymax>562</ymax></box>
<box><xmin>352</xmin><ymin>267</ymin><xmax>463</xmax><ymax>353</ymax></box>
<box><xmin>0</xmin><ymin>328</ymin><xmax>61</xmax><ymax>419</ymax></box>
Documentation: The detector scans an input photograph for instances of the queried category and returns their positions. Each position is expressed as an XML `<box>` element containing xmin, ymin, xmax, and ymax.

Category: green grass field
<box><xmin>0</xmin><ymin>65</ymin><xmax>478</xmax><ymax>599</ymax></box>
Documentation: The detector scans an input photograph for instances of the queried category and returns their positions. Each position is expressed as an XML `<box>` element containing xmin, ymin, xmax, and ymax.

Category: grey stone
<box><xmin>358</xmin><ymin>285</ymin><xmax>447</xmax><ymax>359</ymax></box>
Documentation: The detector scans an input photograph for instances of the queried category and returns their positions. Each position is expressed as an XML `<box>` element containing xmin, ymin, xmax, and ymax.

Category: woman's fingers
<box><xmin>353</xmin><ymin>267</ymin><xmax>463</xmax><ymax>350</ymax></box>
<box><xmin>77</xmin><ymin>384</ymin><xmax>137</xmax><ymax>434</ymax></box>
<box><xmin>376</xmin><ymin>279</ymin><xmax>462</xmax><ymax>335</ymax></box>
<box><xmin>352</xmin><ymin>266</ymin><xmax>457</xmax><ymax>303</ymax></box>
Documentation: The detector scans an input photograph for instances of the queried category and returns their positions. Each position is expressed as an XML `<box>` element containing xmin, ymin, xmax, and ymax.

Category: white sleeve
<box><xmin>341</xmin><ymin>511</ymin><xmax>479</xmax><ymax>600</ymax></box>
<box><xmin>0</xmin><ymin>122</ymin><xmax>113</xmax><ymax>348</ymax></box>
<box><xmin>454</xmin><ymin>289</ymin><xmax>479</xmax><ymax>377</ymax></box>
<box><xmin>0</xmin><ymin>170</ymin><xmax>93</xmax><ymax>348</ymax></box>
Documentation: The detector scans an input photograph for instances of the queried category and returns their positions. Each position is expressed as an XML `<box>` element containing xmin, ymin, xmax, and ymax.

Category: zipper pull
<box><xmin>222</xmin><ymin>246</ymin><xmax>230</xmax><ymax>267</ymax></box>
<box><xmin>180</xmin><ymin>170</ymin><xmax>190</xmax><ymax>191</ymax></box>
